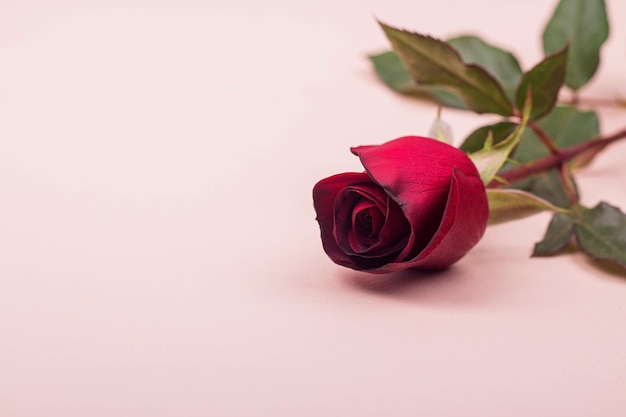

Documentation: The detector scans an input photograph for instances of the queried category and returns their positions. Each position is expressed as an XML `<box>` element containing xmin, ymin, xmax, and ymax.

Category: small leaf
<box><xmin>448</xmin><ymin>35</ymin><xmax>523</xmax><ymax>101</ymax></box>
<box><xmin>379</xmin><ymin>23</ymin><xmax>513</xmax><ymax>116</ymax></box>
<box><xmin>515</xmin><ymin>46</ymin><xmax>568</xmax><ymax>120</ymax></box>
<box><xmin>542</xmin><ymin>0</ymin><xmax>609</xmax><ymax>91</ymax></box>
<box><xmin>459</xmin><ymin>121</ymin><xmax>517</xmax><ymax>153</ymax></box>
<box><xmin>368</xmin><ymin>51</ymin><xmax>467</xmax><ymax>109</ymax></box>
<box><xmin>575</xmin><ymin>202</ymin><xmax>626</xmax><ymax>267</ymax></box>
<box><xmin>533</xmin><ymin>212</ymin><xmax>576</xmax><ymax>256</ymax></box>
<box><xmin>487</xmin><ymin>189</ymin><xmax>570</xmax><ymax>225</ymax></box>
<box><xmin>428</xmin><ymin>111</ymin><xmax>453</xmax><ymax>144</ymax></box>
<box><xmin>469</xmin><ymin>97</ymin><xmax>530</xmax><ymax>184</ymax></box>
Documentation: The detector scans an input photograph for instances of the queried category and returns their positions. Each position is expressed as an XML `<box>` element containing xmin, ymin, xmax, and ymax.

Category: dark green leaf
<box><xmin>425</xmin><ymin>87</ymin><xmax>468</xmax><ymax>109</ymax></box>
<box><xmin>534</xmin><ymin>202</ymin><xmax>626</xmax><ymax>268</ymax></box>
<box><xmin>379</xmin><ymin>23</ymin><xmax>513</xmax><ymax>116</ymax></box>
<box><xmin>512</xmin><ymin>170</ymin><xmax>577</xmax><ymax>208</ymax></box>
<box><xmin>448</xmin><ymin>35</ymin><xmax>523</xmax><ymax>101</ymax></box>
<box><xmin>368</xmin><ymin>51</ymin><xmax>467</xmax><ymax>109</ymax></box>
<box><xmin>576</xmin><ymin>202</ymin><xmax>626</xmax><ymax>267</ymax></box>
<box><xmin>543</xmin><ymin>0</ymin><xmax>609</xmax><ymax>91</ymax></box>
<box><xmin>515</xmin><ymin>46</ymin><xmax>568</xmax><ymax>120</ymax></box>
<box><xmin>368</xmin><ymin>51</ymin><xmax>417</xmax><ymax>93</ymax></box>
<box><xmin>533</xmin><ymin>212</ymin><xmax>576</xmax><ymax>256</ymax></box>
<box><xmin>459</xmin><ymin>121</ymin><xmax>517</xmax><ymax>153</ymax></box>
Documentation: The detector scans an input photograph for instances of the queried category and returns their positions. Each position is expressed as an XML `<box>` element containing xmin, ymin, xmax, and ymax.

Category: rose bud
<box><xmin>313</xmin><ymin>136</ymin><xmax>488</xmax><ymax>273</ymax></box>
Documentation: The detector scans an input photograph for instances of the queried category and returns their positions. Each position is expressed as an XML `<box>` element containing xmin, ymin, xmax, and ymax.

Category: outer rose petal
<box><xmin>369</xmin><ymin>168</ymin><xmax>488</xmax><ymax>273</ymax></box>
<box><xmin>351</xmin><ymin>136</ymin><xmax>482</xmax><ymax>260</ymax></box>
<box><xmin>312</xmin><ymin>172</ymin><xmax>372</xmax><ymax>269</ymax></box>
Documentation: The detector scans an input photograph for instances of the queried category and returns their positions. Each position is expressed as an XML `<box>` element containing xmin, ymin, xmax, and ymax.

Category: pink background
<box><xmin>1</xmin><ymin>0</ymin><xmax>626</xmax><ymax>416</ymax></box>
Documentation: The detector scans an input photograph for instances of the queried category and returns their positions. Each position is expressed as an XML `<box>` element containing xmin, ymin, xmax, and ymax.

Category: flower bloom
<box><xmin>313</xmin><ymin>136</ymin><xmax>488</xmax><ymax>273</ymax></box>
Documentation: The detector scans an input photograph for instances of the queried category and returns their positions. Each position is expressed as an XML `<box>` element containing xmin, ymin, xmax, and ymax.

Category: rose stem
<box><xmin>487</xmin><ymin>127</ymin><xmax>626</xmax><ymax>189</ymax></box>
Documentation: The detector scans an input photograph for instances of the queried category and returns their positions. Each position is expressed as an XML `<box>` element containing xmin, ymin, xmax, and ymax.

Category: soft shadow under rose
<box><xmin>313</xmin><ymin>136</ymin><xmax>488</xmax><ymax>273</ymax></box>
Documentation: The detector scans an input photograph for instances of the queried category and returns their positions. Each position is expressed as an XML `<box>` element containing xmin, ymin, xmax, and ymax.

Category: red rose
<box><xmin>313</xmin><ymin>136</ymin><xmax>488</xmax><ymax>273</ymax></box>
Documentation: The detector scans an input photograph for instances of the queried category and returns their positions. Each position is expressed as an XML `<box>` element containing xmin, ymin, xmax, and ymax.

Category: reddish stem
<box><xmin>487</xmin><ymin>128</ymin><xmax>626</xmax><ymax>188</ymax></box>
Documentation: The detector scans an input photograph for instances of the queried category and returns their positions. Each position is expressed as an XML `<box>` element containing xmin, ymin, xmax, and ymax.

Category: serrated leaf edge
<box><xmin>379</xmin><ymin>22</ymin><xmax>513</xmax><ymax>116</ymax></box>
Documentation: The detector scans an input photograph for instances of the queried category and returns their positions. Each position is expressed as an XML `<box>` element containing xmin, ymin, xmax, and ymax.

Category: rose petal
<box><xmin>334</xmin><ymin>184</ymin><xmax>385</xmax><ymax>254</ymax></box>
<box><xmin>335</xmin><ymin>182</ymin><xmax>408</xmax><ymax>259</ymax></box>
<box><xmin>350</xmin><ymin>185</ymin><xmax>410</xmax><ymax>258</ymax></box>
<box><xmin>313</xmin><ymin>172</ymin><xmax>372</xmax><ymax>269</ymax></box>
<box><xmin>368</xmin><ymin>195</ymin><xmax>411</xmax><ymax>257</ymax></box>
<box><xmin>351</xmin><ymin>136</ymin><xmax>483</xmax><ymax>259</ymax></box>
<box><xmin>371</xmin><ymin>168</ymin><xmax>488</xmax><ymax>273</ymax></box>
<box><xmin>349</xmin><ymin>200</ymin><xmax>383</xmax><ymax>251</ymax></box>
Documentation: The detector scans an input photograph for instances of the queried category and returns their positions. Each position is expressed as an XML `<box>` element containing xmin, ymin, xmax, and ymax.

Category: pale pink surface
<box><xmin>1</xmin><ymin>1</ymin><xmax>626</xmax><ymax>416</ymax></box>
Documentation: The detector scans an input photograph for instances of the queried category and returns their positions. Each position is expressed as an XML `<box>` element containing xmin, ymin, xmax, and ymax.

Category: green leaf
<box><xmin>368</xmin><ymin>51</ymin><xmax>417</xmax><ymax>93</ymax></box>
<box><xmin>542</xmin><ymin>0</ymin><xmax>609</xmax><ymax>91</ymax></box>
<box><xmin>515</xmin><ymin>46</ymin><xmax>568</xmax><ymax>120</ymax></box>
<box><xmin>576</xmin><ymin>202</ymin><xmax>626</xmax><ymax>267</ymax></box>
<box><xmin>469</xmin><ymin>96</ymin><xmax>530</xmax><ymax>184</ymax></box>
<box><xmin>533</xmin><ymin>212</ymin><xmax>576</xmax><ymax>256</ymax></box>
<box><xmin>512</xmin><ymin>170</ymin><xmax>578</xmax><ymax>209</ymax></box>
<box><xmin>368</xmin><ymin>51</ymin><xmax>467</xmax><ymax>109</ymax></box>
<box><xmin>423</xmin><ymin>87</ymin><xmax>468</xmax><ymax>110</ymax></box>
<box><xmin>504</xmin><ymin>105</ymin><xmax>599</xmax><ymax>206</ymax></box>
<box><xmin>448</xmin><ymin>35</ymin><xmax>523</xmax><ymax>101</ymax></box>
<box><xmin>459</xmin><ymin>121</ymin><xmax>517</xmax><ymax>153</ymax></box>
<box><xmin>535</xmin><ymin>202</ymin><xmax>626</xmax><ymax>267</ymax></box>
<box><xmin>379</xmin><ymin>23</ymin><xmax>513</xmax><ymax>116</ymax></box>
<box><xmin>487</xmin><ymin>189</ymin><xmax>570</xmax><ymax>225</ymax></box>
